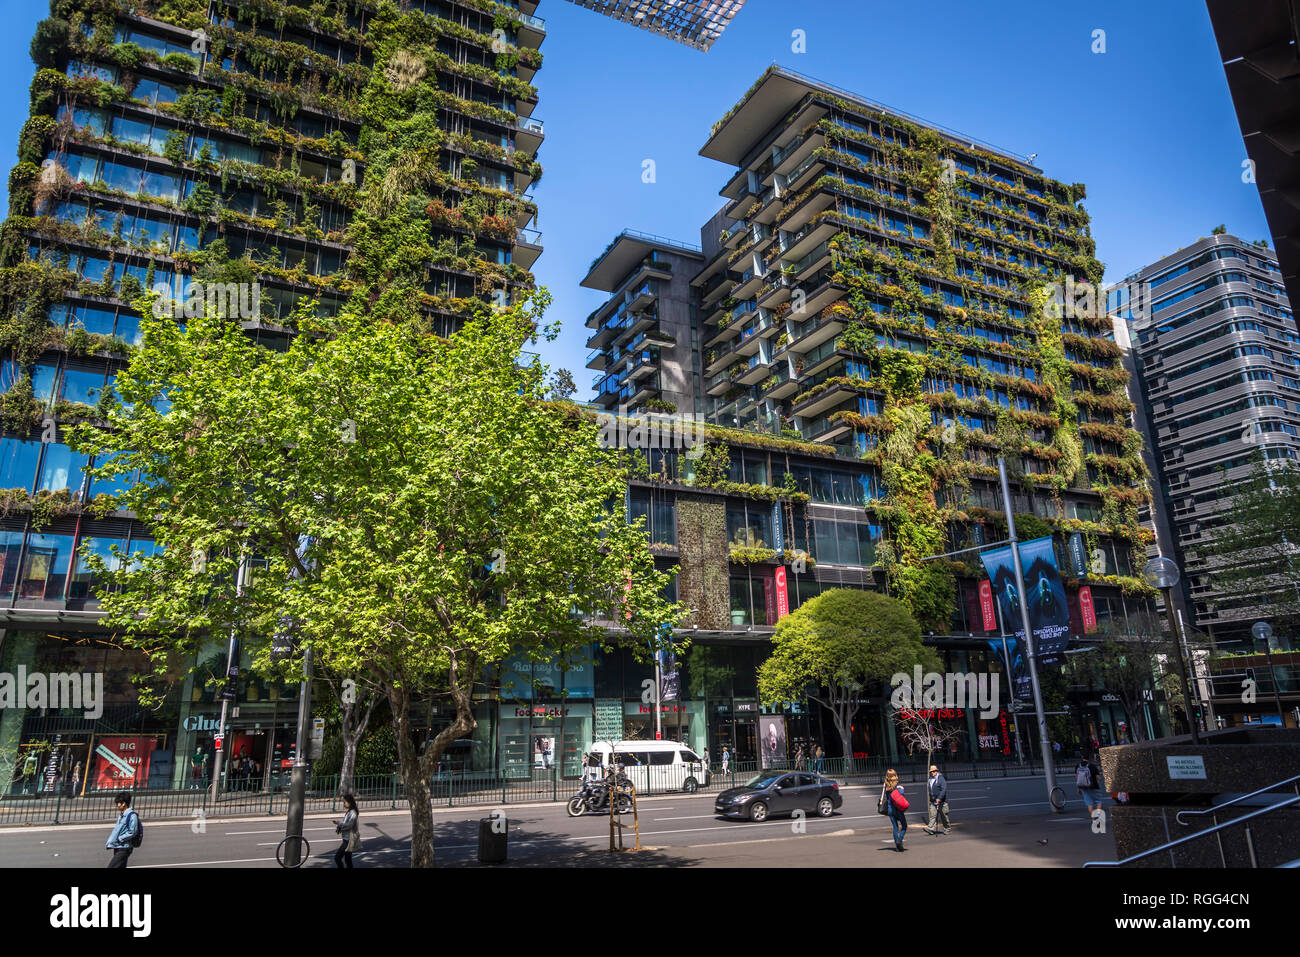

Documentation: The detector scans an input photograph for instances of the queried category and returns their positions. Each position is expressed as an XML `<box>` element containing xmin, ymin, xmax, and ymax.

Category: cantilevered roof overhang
<box><xmin>701</xmin><ymin>65</ymin><xmax>1039</xmax><ymax>172</ymax></box>
<box><xmin>1206</xmin><ymin>0</ymin><xmax>1300</xmax><ymax>306</ymax></box>
<box><xmin>581</xmin><ymin>229</ymin><xmax>702</xmax><ymax>292</ymax></box>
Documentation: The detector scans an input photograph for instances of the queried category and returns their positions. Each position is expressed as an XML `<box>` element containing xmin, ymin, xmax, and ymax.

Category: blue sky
<box><xmin>0</xmin><ymin>0</ymin><xmax>1270</xmax><ymax>395</ymax></box>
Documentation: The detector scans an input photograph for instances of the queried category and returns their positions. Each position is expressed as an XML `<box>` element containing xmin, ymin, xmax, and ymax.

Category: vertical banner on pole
<box><xmin>1078</xmin><ymin>585</ymin><xmax>1098</xmax><ymax>633</ymax></box>
<box><xmin>978</xmin><ymin>579</ymin><xmax>997</xmax><ymax>632</ymax></box>
<box><xmin>979</xmin><ymin>536</ymin><xmax>1071</xmax><ymax>664</ymax></box>
<box><xmin>774</xmin><ymin>566</ymin><xmax>790</xmax><ymax>620</ymax></box>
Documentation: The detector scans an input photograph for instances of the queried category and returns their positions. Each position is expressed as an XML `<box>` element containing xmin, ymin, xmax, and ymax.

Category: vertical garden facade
<box><xmin>0</xmin><ymin>0</ymin><xmax>545</xmax><ymax>796</ymax></box>
<box><xmin>692</xmin><ymin>66</ymin><xmax>1157</xmax><ymax>635</ymax></box>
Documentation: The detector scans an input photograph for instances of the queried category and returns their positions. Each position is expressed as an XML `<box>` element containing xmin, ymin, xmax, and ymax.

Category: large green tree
<box><xmin>73</xmin><ymin>293</ymin><xmax>680</xmax><ymax>867</ymax></box>
<box><xmin>756</xmin><ymin>588</ymin><xmax>939</xmax><ymax>768</ymax></box>
<box><xmin>1203</xmin><ymin>459</ymin><xmax>1300</xmax><ymax>642</ymax></box>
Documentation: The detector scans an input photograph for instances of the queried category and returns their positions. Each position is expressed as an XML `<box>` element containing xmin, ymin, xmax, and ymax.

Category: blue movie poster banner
<box><xmin>979</xmin><ymin>536</ymin><xmax>1071</xmax><ymax>668</ymax></box>
<box><xmin>987</xmin><ymin>637</ymin><xmax>1032</xmax><ymax>701</ymax></box>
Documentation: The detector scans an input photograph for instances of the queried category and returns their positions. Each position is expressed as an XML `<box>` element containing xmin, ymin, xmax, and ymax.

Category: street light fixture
<box><xmin>1142</xmin><ymin>557</ymin><xmax>1200</xmax><ymax>743</ymax></box>
<box><xmin>1250</xmin><ymin>621</ymin><xmax>1287</xmax><ymax>724</ymax></box>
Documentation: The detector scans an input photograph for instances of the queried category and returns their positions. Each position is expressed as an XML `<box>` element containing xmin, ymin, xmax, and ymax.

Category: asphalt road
<box><xmin>0</xmin><ymin>776</ymin><xmax>1115</xmax><ymax>868</ymax></box>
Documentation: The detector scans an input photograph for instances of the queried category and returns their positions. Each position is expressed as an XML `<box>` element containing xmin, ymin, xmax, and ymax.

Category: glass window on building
<box><xmin>38</xmin><ymin>444</ymin><xmax>90</xmax><ymax>493</ymax></box>
<box><xmin>0</xmin><ymin>438</ymin><xmax>42</xmax><ymax>492</ymax></box>
<box><xmin>729</xmin><ymin>575</ymin><xmax>751</xmax><ymax>626</ymax></box>
<box><xmin>59</xmin><ymin>364</ymin><xmax>107</xmax><ymax>406</ymax></box>
<box><xmin>19</xmin><ymin>532</ymin><xmax>74</xmax><ymax>600</ymax></box>
<box><xmin>0</xmin><ymin>529</ymin><xmax>23</xmax><ymax>599</ymax></box>
<box><xmin>31</xmin><ymin>363</ymin><xmax>57</xmax><ymax>402</ymax></box>
<box><xmin>727</xmin><ymin>503</ymin><xmax>771</xmax><ymax>549</ymax></box>
<box><xmin>69</xmin><ymin>534</ymin><xmax>123</xmax><ymax>599</ymax></box>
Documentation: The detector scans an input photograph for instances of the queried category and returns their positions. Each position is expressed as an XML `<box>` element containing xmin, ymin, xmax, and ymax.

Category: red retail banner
<box><xmin>774</xmin><ymin>566</ymin><xmax>790</xmax><ymax>620</ymax></box>
<box><xmin>978</xmin><ymin>580</ymin><xmax>997</xmax><ymax>632</ymax></box>
<box><xmin>91</xmin><ymin>737</ymin><xmax>157</xmax><ymax>790</ymax></box>
<box><xmin>1079</xmin><ymin>585</ymin><xmax>1097</xmax><ymax>633</ymax></box>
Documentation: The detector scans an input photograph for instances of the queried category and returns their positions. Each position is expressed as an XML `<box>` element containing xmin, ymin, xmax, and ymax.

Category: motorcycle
<box><xmin>566</xmin><ymin>772</ymin><xmax>633</xmax><ymax>817</ymax></box>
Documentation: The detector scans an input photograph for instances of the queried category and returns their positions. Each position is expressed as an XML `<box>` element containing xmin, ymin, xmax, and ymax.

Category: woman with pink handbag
<box><xmin>879</xmin><ymin>768</ymin><xmax>909</xmax><ymax>852</ymax></box>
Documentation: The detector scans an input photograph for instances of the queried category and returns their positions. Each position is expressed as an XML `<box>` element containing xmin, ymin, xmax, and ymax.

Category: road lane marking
<box><xmin>138</xmin><ymin>857</ymin><xmax>276</xmax><ymax>867</ymax></box>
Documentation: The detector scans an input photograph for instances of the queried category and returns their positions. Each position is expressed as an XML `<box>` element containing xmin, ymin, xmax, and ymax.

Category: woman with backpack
<box><xmin>879</xmin><ymin>768</ymin><xmax>910</xmax><ymax>852</ymax></box>
<box><xmin>333</xmin><ymin>793</ymin><xmax>361</xmax><ymax>868</ymax></box>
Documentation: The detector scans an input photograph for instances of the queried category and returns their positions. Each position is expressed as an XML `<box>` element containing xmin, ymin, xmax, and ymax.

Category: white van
<box><xmin>587</xmin><ymin>740</ymin><xmax>710</xmax><ymax>794</ymax></box>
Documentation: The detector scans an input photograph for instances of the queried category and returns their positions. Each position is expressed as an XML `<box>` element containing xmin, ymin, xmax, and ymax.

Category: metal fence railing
<box><xmin>0</xmin><ymin>759</ymin><xmax>1072</xmax><ymax>828</ymax></box>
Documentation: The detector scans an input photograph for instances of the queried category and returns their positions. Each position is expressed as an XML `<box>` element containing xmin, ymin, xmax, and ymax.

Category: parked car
<box><xmin>714</xmin><ymin>770</ymin><xmax>842</xmax><ymax>822</ymax></box>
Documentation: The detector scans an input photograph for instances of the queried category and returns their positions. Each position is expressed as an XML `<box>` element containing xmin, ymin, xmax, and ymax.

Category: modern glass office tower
<box><xmin>562</xmin><ymin>0</ymin><xmax>747</xmax><ymax>50</ymax></box>
<box><xmin>0</xmin><ymin>0</ymin><xmax>544</xmax><ymax>795</ymax></box>
<box><xmin>1111</xmin><ymin>233</ymin><xmax>1300</xmax><ymax>647</ymax></box>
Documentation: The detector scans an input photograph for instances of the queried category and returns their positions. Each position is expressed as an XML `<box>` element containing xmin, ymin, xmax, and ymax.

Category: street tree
<box><xmin>756</xmin><ymin>589</ymin><xmax>939</xmax><ymax>770</ymax></box>
<box><xmin>1202</xmin><ymin>458</ymin><xmax>1300</xmax><ymax>642</ymax></box>
<box><xmin>1071</xmin><ymin>613</ymin><xmax>1179</xmax><ymax>742</ymax></box>
<box><xmin>891</xmin><ymin>703</ymin><xmax>965</xmax><ymax>776</ymax></box>
<box><xmin>72</xmin><ymin>293</ymin><xmax>681</xmax><ymax>867</ymax></box>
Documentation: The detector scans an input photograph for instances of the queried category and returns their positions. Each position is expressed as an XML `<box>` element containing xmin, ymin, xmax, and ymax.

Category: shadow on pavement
<box><xmin>304</xmin><ymin>814</ymin><xmax>698</xmax><ymax>868</ymax></box>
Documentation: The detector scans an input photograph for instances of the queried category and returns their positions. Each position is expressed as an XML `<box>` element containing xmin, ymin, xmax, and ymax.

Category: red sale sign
<box><xmin>1079</xmin><ymin>585</ymin><xmax>1097</xmax><ymax>633</ymax></box>
<box><xmin>91</xmin><ymin>737</ymin><xmax>157</xmax><ymax>791</ymax></box>
<box><xmin>978</xmin><ymin>580</ymin><xmax>997</xmax><ymax>632</ymax></box>
<box><xmin>774</xmin><ymin>566</ymin><xmax>790</xmax><ymax>620</ymax></box>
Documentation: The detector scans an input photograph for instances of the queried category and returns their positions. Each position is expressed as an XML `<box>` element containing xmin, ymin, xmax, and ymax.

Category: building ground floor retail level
<box><xmin>1</xmin><ymin>623</ymin><xmax>1192</xmax><ymax>797</ymax></box>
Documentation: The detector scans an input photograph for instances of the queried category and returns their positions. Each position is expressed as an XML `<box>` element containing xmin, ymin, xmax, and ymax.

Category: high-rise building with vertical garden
<box><xmin>0</xmin><ymin>0</ymin><xmax>544</xmax><ymax>795</ymax></box>
<box><xmin>583</xmin><ymin>66</ymin><xmax>1173</xmax><ymax>744</ymax></box>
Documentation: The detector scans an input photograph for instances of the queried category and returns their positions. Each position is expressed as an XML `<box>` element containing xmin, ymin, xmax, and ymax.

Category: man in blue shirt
<box><xmin>105</xmin><ymin>793</ymin><xmax>140</xmax><ymax>868</ymax></box>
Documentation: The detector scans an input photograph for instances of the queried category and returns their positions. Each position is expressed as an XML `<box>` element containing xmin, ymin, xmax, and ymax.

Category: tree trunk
<box><xmin>340</xmin><ymin>736</ymin><xmax>358</xmax><ymax>797</ymax></box>
<box><xmin>337</xmin><ymin>689</ymin><xmax>375</xmax><ymax>797</ymax></box>
<box><xmin>390</xmin><ymin>682</ymin><xmax>437</xmax><ymax>868</ymax></box>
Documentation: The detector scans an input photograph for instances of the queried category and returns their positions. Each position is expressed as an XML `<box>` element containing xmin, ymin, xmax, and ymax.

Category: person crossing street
<box><xmin>923</xmin><ymin>765</ymin><xmax>951</xmax><ymax>834</ymax></box>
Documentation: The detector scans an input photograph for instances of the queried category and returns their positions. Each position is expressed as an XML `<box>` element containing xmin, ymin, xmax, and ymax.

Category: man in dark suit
<box><xmin>924</xmin><ymin>765</ymin><xmax>951</xmax><ymax>834</ymax></box>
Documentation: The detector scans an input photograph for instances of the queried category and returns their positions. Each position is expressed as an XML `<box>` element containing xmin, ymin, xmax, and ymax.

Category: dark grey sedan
<box><xmin>714</xmin><ymin>770</ymin><xmax>843</xmax><ymax>822</ymax></box>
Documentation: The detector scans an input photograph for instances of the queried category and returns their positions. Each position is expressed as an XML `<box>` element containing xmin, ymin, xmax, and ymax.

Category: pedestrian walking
<box><xmin>333</xmin><ymin>793</ymin><xmax>361</xmax><ymax>868</ymax></box>
<box><xmin>1075</xmin><ymin>753</ymin><xmax>1105</xmax><ymax>817</ymax></box>
<box><xmin>794</xmin><ymin>744</ymin><xmax>805</xmax><ymax>770</ymax></box>
<box><xmin>702</xmin><ymin>747</ymin><xmax>710</xmax><ymax>772</ymax></box>
<box><xmin>813</xmin><ymin>745</ymin><xmax>824</xmax><ymax>774</ymax></box>
<box><xmin>1052</xmin><ymin>740</ymin><xmax>1061</xmax><ymax>762</ymax></box>
<box><xmin>721</xmin><ymin>747</ymin><xmax>730</xmax><ymax>774</ymax></box>
<box><xmin>879</xmin><ymin>769</ymin><xmax>909</xmax><ymax>851</ymax></box>
<box><xmin>104</xmin><ymin>793</ymin><xmax>141</xmax><ymax>868</ymax></box>
<box><xmin>923</xmin><ymin>765</ymin><xmax>951</xmax><ymax>834</ymax></box>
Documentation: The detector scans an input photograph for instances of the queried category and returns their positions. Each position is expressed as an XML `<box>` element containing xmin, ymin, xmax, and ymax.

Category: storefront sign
<box><xmin>182</xmin><ymin>715</ymin><xmax>224</xmax><ymax>733</ymax></box>
<box><xmin>1079</xmin><ymin>585</ymin><xmax>1097</xmax><ymax>633</ymax></box>
<box><xmin>625</xmin><ymin>702</ymin><xmax>687</xmax><ymax>715</ymax></box>
<box><xmin>774</xmin><ymin>566</ymin><xmax>789</xmax><ymax>620</ymax></box>
<box><xmin>1166</xmin><ymin>755</ymin><xmax>1207</xmax><ymax>780</ymax></box>
<box><xmin>978</xmin><ymin>580</ymin><xmax>997</xmax><ymax>632</ymax></box>
<box><xmin>513</xmin><ymin>707</ymin><xmax>569</xmax><ymax>718</ymax></box>
<box><xmin>734</xmin><ymin>701</ymin><xmax>756</xmax><ymax>713</ymax></box>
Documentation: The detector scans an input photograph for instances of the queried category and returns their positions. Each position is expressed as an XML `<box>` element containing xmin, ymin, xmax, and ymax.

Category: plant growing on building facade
<box><xmin>758</xmin><ymin>588</ymin><xmax>939</xmax><ymax>771</ymax></box>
